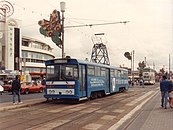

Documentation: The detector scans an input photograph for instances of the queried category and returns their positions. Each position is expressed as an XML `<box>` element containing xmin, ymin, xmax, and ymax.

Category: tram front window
<box><xmin>46</xmin><ymin>65</ymin><xmax>78</xmax><ymax>80</ymax></box>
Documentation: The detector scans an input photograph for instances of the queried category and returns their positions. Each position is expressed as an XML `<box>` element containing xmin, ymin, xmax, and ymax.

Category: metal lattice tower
<box><xmin>90</xmin><ymin>33</ymin><xmax>110</xmax><ymax>65</ymax></box>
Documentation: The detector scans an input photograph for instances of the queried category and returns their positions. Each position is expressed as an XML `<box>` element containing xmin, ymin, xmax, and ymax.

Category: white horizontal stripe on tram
<box><xmin>46</xmin><ymin>81</ymin><xmax>75</xmax><ymax>85</ymax></box>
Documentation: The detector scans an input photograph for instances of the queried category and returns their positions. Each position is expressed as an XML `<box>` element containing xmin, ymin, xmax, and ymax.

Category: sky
<box><xmin>2</xmin><ymin>0</ymin><xmax>173</xmax><ymax>72</ymax></box>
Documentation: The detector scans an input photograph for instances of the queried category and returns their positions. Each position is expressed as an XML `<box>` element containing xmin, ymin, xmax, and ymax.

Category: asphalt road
<box><xmin>0</xmin><ymin>84</ymin><xmax>159</xmax><ymax>130</ymax></box>
<box><xmin>0</xmin><ymin>91</ymin><xmax>45</xmax><ymax>103</ymax></box>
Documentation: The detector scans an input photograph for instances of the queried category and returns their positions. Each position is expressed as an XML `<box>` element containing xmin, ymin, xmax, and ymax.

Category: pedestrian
<box><xmin>168</xmin><ymin>82</ymin><xmax>173</xmax><ymax>108</ymax></box>
<box><xmin>160</xmin><ymin>75</ymin><xmax>172</xmax><ymax>109</ymax></box>
<box><xmin>139</xmin><ymin>79</ymin><xmax>144</xmax><ymax>87</ymax></box>
<box><xmin>169</xmin><ymin>91</ymin><xmax>173</xmax><ymax>108</ymax></box>
<box><xmin>12</xmin><ymin>75</ymin><xmax>22</xmax><ymax>104</ymax></box>
<box><xmin>41</xmin><ymin>78</ymin><xmax>46</xmax><ymax>85</ymax></box>
<box><xmin>131</xmin><ymin>81</ymin><xmax>134</xmax><ymax>87</ymax></box>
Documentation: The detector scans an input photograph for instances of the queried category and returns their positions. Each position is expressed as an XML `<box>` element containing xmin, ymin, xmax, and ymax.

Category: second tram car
<box><xmin>44</xmin><ymin>58</ymin><xmax>128</xmax><ymax>101</ymax></box>
<box><xmin>142</xmin><ymin>67</ymin><xmax>156</xmax><ymax>85</ymax></box>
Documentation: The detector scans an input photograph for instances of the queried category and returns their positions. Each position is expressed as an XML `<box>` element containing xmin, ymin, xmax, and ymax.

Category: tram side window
<box><xmin>121</xmin><ymin>71</ymin><xmax>124</xmax><ymax>78</ymax></box>
<box><xmin>115</xmin><ymin>70</ymin><xmax>118</xmax><ymax>77</ymax></box>
<box><xmin>46</xmin><ymin>65</ymin><xmax>55</xmax><ymax>79</ymax></box>
<box><xmin>111</xmin><ymin>70</ymin><xmax>115</xmax><ymax>77</ymax></box>
<box><xmin>88</xmin><ymin>65</ymin><xmax>95</xmax><ymax>76</ymax></box>
<box><xmin>124</xmin><ymin>71</ymin><xmax>128</xmax><ymax>78</ymax></box>
<box><xmin>66</xmin><ymin>67</ymin><xmax>73</xmax><ymax>76</ymax></box>
<box><xmin>95</xmin><ymin>66</ymin><xmax>101</xmax><ymax>76</ymax></box>
<box><xmin>117</xmin><ymin>70</ymin><xmax>121</xmax><ymax>77</ymax></box>
<box><xmin>73</xmin><ymin>68</ymin><xmax>78</xmax><ymax>78</ymax></box>
<box><xmin>65</xmin><ymin>65</ymin><xmax>78</xmax><ymax>79</ymax></box>
<box><xmin>101</xmin><ymin>68</ymin><xmax>106</xmax><ymax>77</ymax></box>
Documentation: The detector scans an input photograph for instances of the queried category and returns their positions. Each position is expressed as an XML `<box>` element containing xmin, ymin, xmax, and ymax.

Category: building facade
<box><xmin>0</xmin><ymin>18</ymin><xmax>55</xmax><ymax>81</ymax></box>
<box><xmin>21</xmin><ymin>36</ymin><xmax>55</xmax><ymax>73</ymax></box>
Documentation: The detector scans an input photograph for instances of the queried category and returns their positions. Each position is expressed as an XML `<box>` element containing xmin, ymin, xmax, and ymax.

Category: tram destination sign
<box><xmin>54</xmin><ymin>59</ymin><xmax>67</xmax><ymax>63</ymax></box>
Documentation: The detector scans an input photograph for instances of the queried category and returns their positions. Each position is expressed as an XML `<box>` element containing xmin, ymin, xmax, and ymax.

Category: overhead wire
<box><xmin>65</xmin><ymin>21</ymin><xmax>130</xmax><ymax>28</ymax></box>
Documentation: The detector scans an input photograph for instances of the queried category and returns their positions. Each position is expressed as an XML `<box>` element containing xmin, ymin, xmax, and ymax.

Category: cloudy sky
<box><xmin>3</xmin><ymin>0</ymin><xmax>173</xmax><ymax>71</ymax></box>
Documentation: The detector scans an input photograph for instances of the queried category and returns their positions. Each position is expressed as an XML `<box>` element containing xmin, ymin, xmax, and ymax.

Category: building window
<box><xmin>22</xmin><ymin>41</ymin><xmax>29</xmax><ymax>47</ymax></box>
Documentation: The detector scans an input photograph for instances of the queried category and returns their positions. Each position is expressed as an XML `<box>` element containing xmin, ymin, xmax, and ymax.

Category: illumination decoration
<box><xmin>124</xmin><ymin>52</ymin><xmax>132</xmax><ymax>60</ymax></box>
<box><xmin>0</xmin><ymin>1</ymin><xmax>14</xmax><ymax>17</ymax></box>
<box><xmin>38</xmin><ymin>9</ymin><xmax>62</xmax><ymax>48</ymax></box>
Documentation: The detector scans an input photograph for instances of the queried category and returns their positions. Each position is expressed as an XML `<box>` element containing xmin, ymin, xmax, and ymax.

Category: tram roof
<box><xmin>45</xmin><ymin>58</ymin><xmax>128</xmax><ymax>71</ymax></box>
<box><xmin>143</xmin><ymin>67</ymin><xmax>156</xmax><ymax>71</ymax></box>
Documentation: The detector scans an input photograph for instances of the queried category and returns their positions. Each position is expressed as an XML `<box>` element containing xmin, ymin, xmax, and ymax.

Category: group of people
<box><xmin>128</xmin><ymin>79</ymin><xmax>144</xmax><ymax>87</ymax></box>
<box><xmin>160</xmin><ymin>75</ymin><xmax>173</xmax><ymax>109</ymax></box>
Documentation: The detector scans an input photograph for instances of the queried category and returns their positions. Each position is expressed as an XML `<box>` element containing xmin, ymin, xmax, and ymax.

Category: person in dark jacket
<box><xmin>12</xmin><ymin>75</ymin><xmax>22</xmax><ymax>104</ymax></box>
<box><xmin>160</xmin><ymin>75</ymin><xmax>172</xmax><ymax>109</ymax></box>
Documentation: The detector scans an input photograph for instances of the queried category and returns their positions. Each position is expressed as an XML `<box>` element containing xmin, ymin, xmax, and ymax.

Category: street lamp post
<box><xmin>60</xmin><ymin>2</ymin><xmax>65</xmax><ymax>58</ymax></box>
<box><xmin>132</xmin><ymin>50</ymin><xmax>135</xmax><ymax>84</ymax></box>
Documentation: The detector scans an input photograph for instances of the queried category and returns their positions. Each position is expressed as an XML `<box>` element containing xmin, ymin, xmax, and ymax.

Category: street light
<box><xmin>132</xmin><ymin>50</ymin><xmax>135</xmax><ymax>84</ymax></box>
<box><xmin>60</xmin><ymin>2</ymin><xmax>65</xmax><ymax>58</ymax></box>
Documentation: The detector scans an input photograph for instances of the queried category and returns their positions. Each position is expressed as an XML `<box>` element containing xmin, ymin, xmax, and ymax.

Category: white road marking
<box><xmin>26</xmin><ymin>120</ymin><xmax>70</xmax><ymax>130</ymax></box>
<box><xmin>126</xmin><ymin>91</ymin><xmax>154</xmax><ymax>106</ymax></box>
<box><xmin>108</xmin><ymin>90</ymin><xmax>158</xmax><ymax>130</ymax></box>
<box><xmin>113</xmin><ymin>109</ymin><xmax>125</xmax><ymax>113</ymax></box>
<box><xmin>83</xmin><ymin>123</ymin><xmax>103</xmax><ymax>130</ymax></box>
<box><xmin>95</xmin><ymin>110</ymin><xmax>109</xmax><ymax>113</ymax></box>
<box><xmin>101</xmin><ymin>115</ymin><xmax>116</xmax><ymax>120</ymax></box>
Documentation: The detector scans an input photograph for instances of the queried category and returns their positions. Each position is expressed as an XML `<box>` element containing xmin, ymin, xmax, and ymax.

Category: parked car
<box><xmin>1</xmin><ymin>80</ymin><xmax>12</xmax><ymax>92</ymax></box>
<box><xmin>20</xmin><ymin>82</ymin><xmax>45</xmax><ymax>94</ymax></box>
<box><xmin>2</xmin><ymin>84</ymin><xmax>12</xmax><ymax>92</ymax></box>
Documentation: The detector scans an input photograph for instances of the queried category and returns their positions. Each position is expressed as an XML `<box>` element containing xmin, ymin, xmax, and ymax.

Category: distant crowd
<box><xmin>128</xmin><ymin>79</ymin><xmax>144</xmax><ymax>87</ymax></box>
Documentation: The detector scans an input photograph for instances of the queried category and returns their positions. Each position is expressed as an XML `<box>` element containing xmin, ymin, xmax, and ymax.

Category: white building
<box><xmin>0</xmin><ymin>18</ymin><xmax>55</xmax><ymax>81</ymax></box>
<box><xmin>21</xmin><ymin>36</ymin><xmax>55</xmax><ymax>73</ymax></box>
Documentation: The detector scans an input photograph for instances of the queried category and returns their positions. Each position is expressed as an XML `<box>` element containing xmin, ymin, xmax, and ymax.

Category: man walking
<box><xmin>12</xmin><ymin>75</ymin><xmax>22</xmax><ymax>104</ymax></box>
<box><xmin>160</xmin><ymin>75</ymin><xmax>172</xmax><ymax>109</ymax></box>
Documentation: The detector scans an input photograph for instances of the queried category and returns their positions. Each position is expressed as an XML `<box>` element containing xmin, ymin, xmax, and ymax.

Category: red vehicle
<box><xmin>20</xmin><ymin>82</ymin><xmax>45</xmax><ymax>94</ymax></box>
<box><xmin>1</xmin><ymin>80</ymin><xmax>12</xmax><ymax>92</ymax></box>
<box><xmin>2</xmin><ymin>84</ymin><xmax>12</xmax><ymax>92</ymax></box>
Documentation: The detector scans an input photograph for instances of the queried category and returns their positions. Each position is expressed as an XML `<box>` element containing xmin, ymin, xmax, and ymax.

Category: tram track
<box><xmin>25</xmin><ymin>92</ymin><xmax>140</xmax><ymax>129</ymax></box>
<box><xmin>0</xmin><ymin>87</ymin><xmax>155</xmax><ymax>130</ymax></box>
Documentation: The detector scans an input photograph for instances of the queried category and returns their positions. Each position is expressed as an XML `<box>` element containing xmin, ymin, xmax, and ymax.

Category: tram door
<box><xmin>106</xmin><ymin>68</ymin><xmax>110</xmax><ymax>93</ymax></box>
<box><xmin>79</xmin><ymin>65</ymin><xmax>87</xmax><ymax>97</ymax></box>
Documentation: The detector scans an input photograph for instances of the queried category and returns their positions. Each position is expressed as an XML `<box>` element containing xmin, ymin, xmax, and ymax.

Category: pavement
<box><xmin>0</xmin><ymin>98</ymin><xmax>45</xmax><ymax>112</ymax></box>
<box><xmin>117</xmin><ymin>90</ymin><xmax>173</xmax><ymax>130</ymax></box>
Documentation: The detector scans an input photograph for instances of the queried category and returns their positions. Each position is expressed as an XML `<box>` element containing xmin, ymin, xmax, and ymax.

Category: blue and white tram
<box><xmin>44</xmin><ymin>58</ymin><xmax>128</xmax><ymax>101</ymax></box>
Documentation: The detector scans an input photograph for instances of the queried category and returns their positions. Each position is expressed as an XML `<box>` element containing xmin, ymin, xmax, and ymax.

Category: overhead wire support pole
<box><xmin>60</xmin><ymin>2</ymin><xmax>65</xmax><ymax>58</ymax></box>
<box><xmin>64</xmin><ymin>21</ymin><xmax>130</xmax><ymax>28</ymax></box>
<box><xmin>132</xmin><ymin>50</ymin><xmax>135</xmax><ymax>84</ymax></box>
<box><xmin>169</xmin><ymin>54</ymin><xmax>170</xmax><ymax>79</ymax></box>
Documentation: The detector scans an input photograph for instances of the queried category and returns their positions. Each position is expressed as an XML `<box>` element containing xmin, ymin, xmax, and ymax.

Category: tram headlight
<box><xmin>65</xmin><ymin>90</ymin><xmax>72</xmax><ymax>94</ymax></box>
<box><xmin>48</xmin><ymin>89</ymin><xmax>55</xmax><ymax>94</ymax></box>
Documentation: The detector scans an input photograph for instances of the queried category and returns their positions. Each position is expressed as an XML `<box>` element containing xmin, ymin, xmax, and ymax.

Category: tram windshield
<box><xmin>46</xmin><ymin>64</ymin><xmax>78</xmax><ymax>81</ymax></box>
